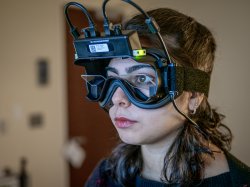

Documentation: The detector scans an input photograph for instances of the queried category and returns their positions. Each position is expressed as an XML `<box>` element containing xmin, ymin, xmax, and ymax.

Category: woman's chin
<box><xmin>118</xmin><ymin>133</ymin><xmax>143</xmax><ymax>145</ymax></box>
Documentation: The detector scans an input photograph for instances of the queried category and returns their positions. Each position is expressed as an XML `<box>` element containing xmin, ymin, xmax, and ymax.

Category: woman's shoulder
<box><xmin>84</xmin><ymin>159</ymin><xmax>119</xmax><ymax>187</ymax></box>
<box><xmin>84</xmin><ymin>159</ymin><xmax>109</xmax><ymax>187</ymax></box>
<box><xmin>84</xmin><ymin>159</ymin><xmax>106</xmax><ymax>187</ymax></box>
<box><xmin>225</xmin><ymin>151</ymin><xmax>250</xmax><ymax>186</ymax></box>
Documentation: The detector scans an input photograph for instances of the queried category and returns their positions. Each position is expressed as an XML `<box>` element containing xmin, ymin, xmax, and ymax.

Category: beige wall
<box><xmin>0</xmin><ymin>0</ymin><xmax>68</xmax><ymax>187</ymax></box>
<box><xmin>0</xmin><ymin>0</ymin><xmax>249</xmax><ymax>187</ymax></box>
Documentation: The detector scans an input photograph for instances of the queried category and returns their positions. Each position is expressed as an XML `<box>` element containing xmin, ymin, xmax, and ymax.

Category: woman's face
<box><xmin>108</xmin><ymin>58</ymin><xmax>190</xmax><ymax>146</ymax></box>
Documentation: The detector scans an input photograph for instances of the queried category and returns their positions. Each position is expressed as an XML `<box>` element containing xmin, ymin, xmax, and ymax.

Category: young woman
<box><xmin>82</xmin><ymin>8</ymin><xmax>250</xmax><ymax>187</ymax></box>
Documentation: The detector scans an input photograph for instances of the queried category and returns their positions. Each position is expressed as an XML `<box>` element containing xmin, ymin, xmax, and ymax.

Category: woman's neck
<box><xmin>140</xmin><ymin>146</ymin><xmax>167</xmax><ymax>181</ymax></box>
<box><xmin>140</xmin><ymin>129</ymin><xmax>180</xmax><ymax>182</ymax></box>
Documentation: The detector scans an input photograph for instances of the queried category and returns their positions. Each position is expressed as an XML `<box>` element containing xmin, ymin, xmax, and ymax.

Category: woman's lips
<box><xmin>114</xmin><ymin>117</ymin><xmax>137</xmax><ymax>128</ymax></box>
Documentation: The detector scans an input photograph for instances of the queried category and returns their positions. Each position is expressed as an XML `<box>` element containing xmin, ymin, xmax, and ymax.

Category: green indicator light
<box><xmin>134</xmin><ymin>56</ymin><xmax>142</xmax><ymax>61</ymax></box>
<box><xmin>133</xmin><ymin>49</ymin><xmax>146</xmax><ymax>57</ymax></box>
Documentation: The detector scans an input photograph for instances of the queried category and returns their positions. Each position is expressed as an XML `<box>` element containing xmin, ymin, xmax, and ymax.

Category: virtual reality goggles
<box><xmin>64</xmin><ymin>1</ymin><xmax>210</xmax><ymax>110</ymax></box>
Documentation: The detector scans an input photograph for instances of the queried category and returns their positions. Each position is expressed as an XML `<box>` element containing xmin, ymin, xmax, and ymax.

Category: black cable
<box><xmin>170</xmin><ymin>93</ymin><xmax>209</xmax><ymax>140</ymax></box>
<box><xmin>102</xmin><ymin>0</ymin><xmax>172</xmax><ymax>63</ymax></box>
<box><xmin>102</xmin><ymin>0</ymin><xmax>113</xmax><ymax>35</ymax></box>
<box><xmin>102</xmin><ymin>0</ymin><xmax>111</xmax><ymax>25</ymax></box>
<box><xmin>121</xmin><ymin>0</ymin><xmax>172</xmax><ymax>63</ymax></box>
<box><xmin>121</xmin><ymin>0</ymin><xmax>150</xmax><ymax>18</ymax></box>
<box><xmin>156</xmin><ymin>32</ymin><xmax>172</xmax><ymax>63</ymax></box>
<box><xmin>64</xmin><ymin>2</ymin><xmax>97</xmax><ymax>39</ymax></box>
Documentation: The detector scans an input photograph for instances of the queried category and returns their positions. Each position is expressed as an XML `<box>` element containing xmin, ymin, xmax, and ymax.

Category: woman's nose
<box><xmin>112</xmin><ymin>87</ymin><xmax>131</xmax><ymax>107</ymax></box>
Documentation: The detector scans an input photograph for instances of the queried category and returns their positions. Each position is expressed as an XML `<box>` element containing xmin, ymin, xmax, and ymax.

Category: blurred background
<box><xmin>0</xmin><ymin>0</ymin><xmax>249</xmax><ymax>187</ymax></box>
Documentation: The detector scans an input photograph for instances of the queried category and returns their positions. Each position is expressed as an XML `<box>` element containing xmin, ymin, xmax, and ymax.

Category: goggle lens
<box><xmin>81</xmin><ymin>71</ymin><xmax>158</xmax><ymax>100</ymax></box>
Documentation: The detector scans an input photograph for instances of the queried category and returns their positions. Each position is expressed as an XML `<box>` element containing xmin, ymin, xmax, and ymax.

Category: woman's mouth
<box><xmin>114</xmin><ymin>117</ymin><xmax>137</xmax><ymax>128</ymax></box>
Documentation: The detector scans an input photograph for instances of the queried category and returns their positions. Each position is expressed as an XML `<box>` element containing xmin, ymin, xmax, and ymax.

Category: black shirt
<box><xmin>85</xmin><ymin>152</ymin><xmax>250</xmax><ymax>187</ymax></box>
<box><xmin>135</xmin><ymin>172</ymin><xmax>232</xmax><ymax>187</ymax></box>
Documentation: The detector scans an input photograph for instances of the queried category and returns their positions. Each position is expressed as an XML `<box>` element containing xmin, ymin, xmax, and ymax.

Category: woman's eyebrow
<box><xmin>105</xmin><ymin>64</ymin><xmax>153</xmax><ymax>74</ymax></box>
<box><xmin>126</xmin><ymin>64</ymin><xmax>153</xmax><ymax>74</ymax></box>
<box><xmin>105</xmin><ymin>66</ymin><xmax>118</xmax><ymax>74</ymax></box>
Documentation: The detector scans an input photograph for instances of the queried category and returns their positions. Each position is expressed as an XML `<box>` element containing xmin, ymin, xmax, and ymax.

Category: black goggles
<box><xmin>80</xmin><ymin>49</ymin><xmax>210</xmax><ymax>110</ymax></box>
<box><xmin>64</xmin><ymin>1</ymin><xmax>210</xmax><ymax>110</ymax></box>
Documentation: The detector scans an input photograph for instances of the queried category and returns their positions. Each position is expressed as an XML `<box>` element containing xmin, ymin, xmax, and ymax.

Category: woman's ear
<box><xmin>188</xmin><ymin>92</ymin><xmax>204</xmax><ymax>114</ymax></box>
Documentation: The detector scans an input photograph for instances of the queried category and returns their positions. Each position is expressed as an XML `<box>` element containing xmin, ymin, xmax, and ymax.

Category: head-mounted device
<box><xmin>64</xmin><ymin>0</ymin><xmax>210</xmax><ymax>110</ymax></box>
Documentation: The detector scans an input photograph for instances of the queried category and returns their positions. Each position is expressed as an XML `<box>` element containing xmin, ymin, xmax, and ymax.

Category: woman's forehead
<box><xmin>108</xmin><ymin>57</ymin><xmax>154</xmax><ymax>69</ymax></box>
<box><xmin>109</xmin><ymin>57</ymin><xmax>138</xmax><ymax>67</ymax></box>
<box><xmin>107</xmin><ymin>58</ymin><xmax>155</xmax><ymax>75</ymax></box>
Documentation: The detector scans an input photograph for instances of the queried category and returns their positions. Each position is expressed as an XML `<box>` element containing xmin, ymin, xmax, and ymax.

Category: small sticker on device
<box><xmin>89</xmin><ymin>44</ymin><xmax>109</xmax><ymax>53</ymax></box>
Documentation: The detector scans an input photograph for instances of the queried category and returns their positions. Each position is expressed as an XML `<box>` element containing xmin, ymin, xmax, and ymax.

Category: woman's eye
<box><xmin>137</xmin><ymin>75</ymin><xmax>147</xmax><ymax>83</ymax></box>
<box><xmin>135</xmin><ymin>74</ymin><xmax>154</xmax><ymax>85</ymax></box>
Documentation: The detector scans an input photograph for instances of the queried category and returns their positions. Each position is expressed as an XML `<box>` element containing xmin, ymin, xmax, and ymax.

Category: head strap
<box><xmin>175</xmin><ymin>66</ymin><xmax>210</xmax><ymax>96</ymax></box>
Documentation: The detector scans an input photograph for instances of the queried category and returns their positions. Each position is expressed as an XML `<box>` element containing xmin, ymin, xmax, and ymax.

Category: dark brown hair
<box><xmin>106</xmin><ymin>8</ymin><xmax>232</xmax><ymax>186</ymax></box>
